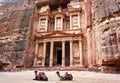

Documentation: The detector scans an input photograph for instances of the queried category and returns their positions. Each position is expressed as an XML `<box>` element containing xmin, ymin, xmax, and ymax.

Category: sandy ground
<box><xmin>0</xmin><ymin>70</ymin><xmax>120</xmax><ymax>83</ymax></box>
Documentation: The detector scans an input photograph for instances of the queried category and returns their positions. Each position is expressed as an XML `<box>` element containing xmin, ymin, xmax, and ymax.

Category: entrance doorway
<box><xmin>57</xmin><ymin>50</ymin><xmax>62</xmax><ymax>65</ymax></box>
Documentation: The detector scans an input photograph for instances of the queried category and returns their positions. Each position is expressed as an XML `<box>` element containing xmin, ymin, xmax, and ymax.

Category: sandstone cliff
<box><xmin>92</xmin><ymin>0</ymin><xmax>120</xmax><ymax>72</ymax></box>
<box><xmin>0</xmin><ymin>0</ymin><xmax>36</xmax><ymax>71</ymax></box>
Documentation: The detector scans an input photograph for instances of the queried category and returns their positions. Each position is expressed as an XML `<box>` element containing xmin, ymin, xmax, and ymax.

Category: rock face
<box><xmin>92</xmin><ymin>0</ymin><xmax>120</xmax><ymax>72</ymax></box>
<box><xmin>0</xmin><ymin>55</ymin><xmax>11</xmax><ymax>71</ymax></box>
<box><xmin>0</xmin><ymin>0</ymin><xmax>36</xmax><ymax>71</ymax></box>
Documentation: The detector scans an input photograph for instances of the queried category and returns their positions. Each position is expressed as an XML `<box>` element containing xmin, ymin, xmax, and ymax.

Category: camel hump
<box><xmin>66</xmin><ymin>74</ymin><xmax>73</xmax><ymax>80</ymax></box>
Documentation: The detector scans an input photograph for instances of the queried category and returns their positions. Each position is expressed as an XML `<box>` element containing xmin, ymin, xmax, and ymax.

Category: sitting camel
<box><xmin>33</xmin><ymin>71</ymin><xmax>48</xmax><ymax>81</ymax></box>
<box><xmin>56</xmin><ymin>71</ymin><xmax>73</xmax><ymax>81</ymax></box>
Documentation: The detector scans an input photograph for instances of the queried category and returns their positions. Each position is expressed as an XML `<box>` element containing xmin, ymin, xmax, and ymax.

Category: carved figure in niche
<box><xmin>56</xmin><ymin>17</ymin><xmax>61</xmax><ymax>29</ymax></box>
<box><xmin>57</xmin><ymin>6</ymin><xmax>62</xmax><ymax>12</ymax></box>
<box><xmin>56</xmin><ymin>71</ymin><xmax>73</xmax><ymax>81</ymax></box>
<box><xmin>72</xmin><ymin>15</ymin><xmax>78</xmax><ymax>28</ymax></box>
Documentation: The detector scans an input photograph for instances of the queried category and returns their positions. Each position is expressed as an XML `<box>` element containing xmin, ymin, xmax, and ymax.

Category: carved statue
<box><xmin>33</xmin><ymin>71</ymin><xmax>48</xmax><ymax>81</ymax></box>
<box><xmin>56</xmin><ymin>71</ymin><xmax>73</xmax><ymax>81</ymax></box>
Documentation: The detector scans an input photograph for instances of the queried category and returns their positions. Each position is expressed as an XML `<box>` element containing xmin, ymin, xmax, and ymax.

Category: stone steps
<box><xmin>30</xmin><ymin>66</ymin><xmax>89</xmax><ymax>71</ymax></box>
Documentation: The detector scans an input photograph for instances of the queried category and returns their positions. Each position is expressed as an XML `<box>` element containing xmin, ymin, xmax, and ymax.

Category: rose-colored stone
<box><xmin>0</xmin><ymin>0</ymin><xmax>120</xmax><ymax>73</ymax></box>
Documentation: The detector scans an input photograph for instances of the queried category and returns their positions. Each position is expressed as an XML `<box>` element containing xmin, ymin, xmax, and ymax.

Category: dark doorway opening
<box><xmin>57</xmin><ymin>50</ymin><xmax>62</xmax><ymax>64</ymax></box>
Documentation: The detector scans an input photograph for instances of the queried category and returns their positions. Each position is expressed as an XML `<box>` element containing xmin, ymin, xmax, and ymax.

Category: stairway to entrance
<box><xmin>31</xmin><ymin>66</ymin><xmax>89</xmax><ymax>71</ymax></box>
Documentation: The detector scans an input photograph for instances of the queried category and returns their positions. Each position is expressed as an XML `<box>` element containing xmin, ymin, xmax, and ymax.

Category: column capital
<box><xmin>43</xmin><ymin>41</ymin><xmax>47</xmax><ymax>43</ymax></box>
<box><xmin>35</xmin><ymin>39</ymin><xmax>39</xmax><ymax>43</ymax></box>
<box><xmin>50</xmin><ymin>41</ymin><xmax>54</xmax><ymax>42</ymax></box>
<box><xmin>79</xmin><ymin>39</ymin><xmax>82</xmax><ymax>42</ymax></box>
<box><xmin>62</xmin><ymin>40</ymin><xmax>65</xmax><ymax>42</ymax></box>
<box><xmin>70</xmin><ymin>40</ymin><xmax>73</xmax><ymax>42</ymax></box>
<box><xmin>78</xmin><ymin>13</ymin><xmax>81</xmax><ymax>15</ymax></box>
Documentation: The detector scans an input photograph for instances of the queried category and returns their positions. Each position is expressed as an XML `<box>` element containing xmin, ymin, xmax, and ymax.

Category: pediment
<box><xmin>43</xmin><ymin>31</ymin><xmax>71</xmax><ymax>38</ymax></box>
<box><xmin>36</xmin><ymin>30</ymin><xmax>83</xmax><ymax>38</ymax></box>
<box><xmin>49</xmin><ymin>33</ymin><xmax>67</xmax><ymax>37</ymax></box>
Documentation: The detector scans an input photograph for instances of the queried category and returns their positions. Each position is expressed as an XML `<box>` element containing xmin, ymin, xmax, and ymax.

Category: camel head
<box><xmin>56</xmin><ymin>71</ymin><xmax>61</xmax><ymax>78</ymax></box>
<box><xmin>56</xmin><ymin>71</ymin><xmax>59</xmax><ymax>74</ymax></box>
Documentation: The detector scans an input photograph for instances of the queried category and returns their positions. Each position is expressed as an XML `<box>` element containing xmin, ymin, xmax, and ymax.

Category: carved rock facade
<box><xmin>0</xmin><ymin>0</ymin><xmax>120</xmax><ymax>73</ymax></box>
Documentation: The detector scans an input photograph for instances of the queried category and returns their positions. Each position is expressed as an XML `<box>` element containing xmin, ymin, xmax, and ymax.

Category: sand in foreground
<box><xmin>0</xmin><ymin>71</ymin><xmax>120</xmax><ymax>83</ymax></box>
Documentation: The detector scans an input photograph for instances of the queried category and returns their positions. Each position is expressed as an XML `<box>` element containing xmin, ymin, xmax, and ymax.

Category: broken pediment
<box><xmin>68</xmin><ymin>0</ymin><xmax>81</xmax><ymax>9</ymax></box>
<box><xmin>39</xmin><ymin>5</ymin><xmax>50</xmax><ymax>13</ymax></box>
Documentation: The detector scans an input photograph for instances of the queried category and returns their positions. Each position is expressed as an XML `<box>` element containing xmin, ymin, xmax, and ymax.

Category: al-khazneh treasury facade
<box><xmin>25</xmin><ymin>0</ymin><xmax>120</xmax><ymax>71</ymax></box>
<box><xmin>31</xmin><ymin>0</ymin><xmax>92</xmax><ymax>67</ymax></box>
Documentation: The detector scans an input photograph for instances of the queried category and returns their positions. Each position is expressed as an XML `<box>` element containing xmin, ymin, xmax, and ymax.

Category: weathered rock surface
<box><xmin>0</xmin><ymin>55</ymin><xmax>11</xmax><ymax>71</ymax></box>
<box><xmin>92</xmin><ymin>0</ymin><xmax>120</xmax><ymax>23</ymax></box>
<box><xmin>0</xmin><ymin>0</ymin><xmax>37</xmax><ymax>71</ymax></box>
<box><xmin>92</xmin><ymin>0</ymin><xmax>120</xmax><ymax>69</ymax></box>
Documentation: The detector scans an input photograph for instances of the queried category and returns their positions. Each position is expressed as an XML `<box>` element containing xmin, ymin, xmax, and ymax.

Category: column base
<box><xmin>62</xmin><ymin>65</ymin><xmax>65</xmax><ymax>67</ymax></box>
<box><xmin>41</xmin><ymin>65</ymin><xmax>45</xmax><ymax>67</ymax></box>
<box><xmin>33</xmin><ymin>65</ymin><xmax>37</xmax><ymax>67</ymax></box>
<box><xmin>80</xmin><ymin>64</ymin><xmax>84</xmax><ymax>68</ymax></box>
<box><xmin>49</xmin><ymin>65</ymin><xmax>53</xmax><ymax>67</ymax></box>
<box><xmin>70</xmin><ymin>65</ymin><xmax>73</xmax><ymax>67</ymax></box>
<box><xmin>88</xmin><ymin>64</ymin><xmax>93</xmax><ymax>68</ymax></box>
<box><xmin>33</xmin><ymin>65</ymin><xmax>45</xmax><ymax>68</ymax></box>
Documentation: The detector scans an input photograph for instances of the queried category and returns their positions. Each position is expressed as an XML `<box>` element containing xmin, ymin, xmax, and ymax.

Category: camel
<box><xmin>33</xmin><ymin>71</ymin><xmax>48</xmax><ymax>81</ymax></box>
<box><xmin>56</xmin><ymin>71</ymin><xmax>73</xmax><ymax>81</ymax></box>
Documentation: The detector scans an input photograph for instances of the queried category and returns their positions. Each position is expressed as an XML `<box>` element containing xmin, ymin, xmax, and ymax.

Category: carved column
<box><xmin>42</xmin><ymin>42</ymin><xmax>46</xmax><ymax>67</ymax></box>
<box><xmin>49</xmin><ymin>41</ymin><xmax>54</xmax><ymax>67</ymax></box>
<box><xmin>62</xmin><ymin>41</ymin><xmax>65</xmax><ymax>67</ymax></box>
<box><xmin>33</xmin><ymin>42</ymin><xmax>39</xmax><ymax>66</ymax></box>
<box><xmin>87</xmin><ymin>28</ymin><xmax>92</xmax><ymax>67</ymax></box>
<box><xmin>79</xmin><ymin>40</ymin><xmax>83</xmax><ymax>67</ymax></box>
<box><xmin>70</xmin><ymin>40</ymin><xmax>73</xmax><ymax>66</ymax></box>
